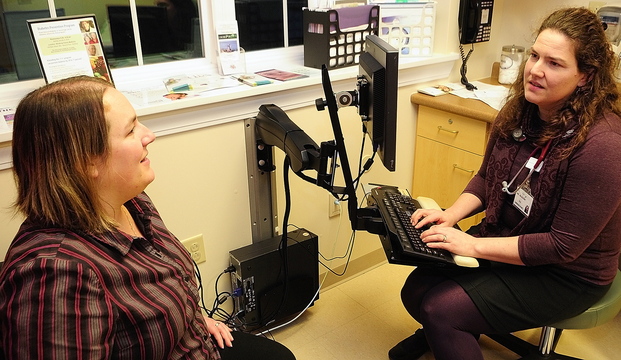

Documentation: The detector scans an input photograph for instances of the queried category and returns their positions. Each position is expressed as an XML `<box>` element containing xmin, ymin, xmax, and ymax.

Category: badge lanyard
<box><xmin>501</xmin><ymin>140</ymin><xmax>552</xmax><ymax>196</ymax></box>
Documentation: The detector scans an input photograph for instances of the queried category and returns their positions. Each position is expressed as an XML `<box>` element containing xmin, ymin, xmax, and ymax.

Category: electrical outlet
<box><xmin>362</xmin><ymin>155</ymin><xmax>372</xmax><ymax>173</ymax></box>
<box><xmin>589</xmin><ymin>1</ymin><xmax>606</xmax><ymax>13</ymax></box>
<box><xmin>181</xmin><ymin>234</ymin><xmax>206</xmax><ymax>264</ymax></box>
<box><xmin>328</xmin><ymin>196</ymin><xmax>341</xmax><ymax>217</ymax></box>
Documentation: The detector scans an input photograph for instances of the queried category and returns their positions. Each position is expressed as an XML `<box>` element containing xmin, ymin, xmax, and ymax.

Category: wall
<box><xmin>497</xmin><ymin>0</ymin><xmax>595</xmax><ymax>48</ymax></box>
<box><xmin>0</xmin><ymin>165</ymin><xmax>18</xmax><ymax>256</ymax></box>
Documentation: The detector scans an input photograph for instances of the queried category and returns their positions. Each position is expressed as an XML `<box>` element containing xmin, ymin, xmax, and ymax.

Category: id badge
<box><xmin>513</xmin><ymin>186</ymin><xmax>533</xmax><ymax>216</ymax></box>
<box><xmin>525</xmin><ymin>157</ymin><xmax>543</xmax><ymax>172</ymax></box>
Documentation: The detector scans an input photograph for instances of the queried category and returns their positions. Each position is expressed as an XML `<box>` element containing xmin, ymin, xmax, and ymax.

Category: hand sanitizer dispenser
<box><xmin>598</xmin><ymin>5</ymin><xmax>621</xmax><ymax>81</ymax></box>
<box><xmin>599</xmin><ymin>6</ymin><xmax>621</xmax><ymax>44</ymax></box>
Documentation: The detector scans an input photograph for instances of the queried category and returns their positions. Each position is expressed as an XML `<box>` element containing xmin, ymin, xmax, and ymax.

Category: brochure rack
<box><xmin>378</xmin><ymin>2</ymin><xmax>436</xmax><ymax>57</ymax></box>
<box><xmin>303</xmin><ymin>5</ymin><xmax>379</xmax><ymax>69</ymax></box>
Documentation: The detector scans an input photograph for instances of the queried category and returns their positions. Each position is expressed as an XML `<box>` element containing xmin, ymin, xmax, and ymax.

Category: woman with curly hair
<box><xmin>390</xmin><ymin>7</ymin><xmax>621</xmax><ymax>360</ymax></box>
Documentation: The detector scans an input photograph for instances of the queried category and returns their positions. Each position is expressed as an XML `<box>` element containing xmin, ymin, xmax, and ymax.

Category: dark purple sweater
<box><xmin>464</xmin><ymin>112</ymin><xmax>621</xmax><ymax>285</ymax></box>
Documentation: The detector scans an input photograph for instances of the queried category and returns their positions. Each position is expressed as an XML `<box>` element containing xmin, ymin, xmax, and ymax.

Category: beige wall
<box><xmin>0</xmin><ymin>163</ymin><xmax>19</xmax><ymax>257</ymax></box>
<box><xmin>0</xmin><ymin>82</ymin><xmax>419</xmax><ymax>304</ymax></box>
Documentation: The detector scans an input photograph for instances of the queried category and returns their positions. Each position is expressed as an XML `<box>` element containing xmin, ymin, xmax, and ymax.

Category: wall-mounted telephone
<box><xmin>459</xmin><ymin>0</ymin><xmax>494</xmax><ymax>44</ymax></box>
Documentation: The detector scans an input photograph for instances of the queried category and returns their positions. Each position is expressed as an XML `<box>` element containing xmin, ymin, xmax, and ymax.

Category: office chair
<box><xmin>486</xmin><ymin>269</ymin><xmax>621</xmax><ymax>360</ymax></box>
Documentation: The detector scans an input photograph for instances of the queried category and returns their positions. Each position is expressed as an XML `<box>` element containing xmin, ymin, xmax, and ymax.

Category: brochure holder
<box><xmin>378</xmin><ymin>2</ymin><xmax>436</xmax><ymax>57</ymax></box>
<box><xmin>216</xmin><ymin>21</ymin><xmax>246</xmax><ymax>75</ymax></box>
<box><xmin>303</xmin><ymin>5</ymin><xmax>379</xmax><ymax>70</ymax></box>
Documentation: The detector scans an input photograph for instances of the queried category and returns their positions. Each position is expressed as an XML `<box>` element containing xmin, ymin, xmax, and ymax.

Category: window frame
<box><xmin>0</xmin><ymin>0</ymin><xmax>302</xmax><ymax>86</ymax></box>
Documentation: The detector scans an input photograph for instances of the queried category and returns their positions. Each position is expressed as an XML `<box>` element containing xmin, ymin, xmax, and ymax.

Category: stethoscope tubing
<box><xmin>501</xmin><ymin>140</ymin><xmax>552</xmax><ymax>195</ymax></box>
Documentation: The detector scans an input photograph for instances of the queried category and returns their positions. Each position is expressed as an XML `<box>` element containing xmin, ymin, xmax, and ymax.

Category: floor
<box><xmin>269</xmin><ymin>262</ymin><xmax>621</xmax><ymax>360</ymax></box>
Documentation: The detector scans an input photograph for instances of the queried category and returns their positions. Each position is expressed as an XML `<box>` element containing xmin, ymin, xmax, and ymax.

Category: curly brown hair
<box><xmin>494</xmin><ymin>7</ymin><xmax>621</xmax><ymax>158</ymax></box>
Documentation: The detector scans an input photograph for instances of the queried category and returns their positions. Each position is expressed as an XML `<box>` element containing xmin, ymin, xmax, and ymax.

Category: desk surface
<box><xmin>410</xmin><ymin>77</ymin><xmax>502</xmax><ymax>124</ymax></box>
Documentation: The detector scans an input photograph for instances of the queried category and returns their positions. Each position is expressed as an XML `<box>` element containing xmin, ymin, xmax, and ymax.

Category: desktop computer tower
<box><xmin>229</xmin><ymin>228</ymin><xmax>319</xmax><ymax>331</ymax></box>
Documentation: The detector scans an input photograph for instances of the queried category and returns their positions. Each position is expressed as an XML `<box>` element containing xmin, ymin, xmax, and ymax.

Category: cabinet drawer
<box><xmin>412</xmin><ymin>136</ymin><xmax>482</xmax><ymax>210</ymax></box>
<box><xmin>417</xmin><ymin>106</ymin><xmax>488</xmax><ymax>155</ymax></box>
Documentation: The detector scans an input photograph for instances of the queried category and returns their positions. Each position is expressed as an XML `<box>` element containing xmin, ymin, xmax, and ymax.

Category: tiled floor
<box><xmin>270</xmin><ymin>262</ymin><xmax>621</xmax><ymax>360</ymax></box>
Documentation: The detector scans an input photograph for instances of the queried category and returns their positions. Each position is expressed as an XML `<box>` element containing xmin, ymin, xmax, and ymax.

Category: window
<box><xmin>0</xmin><ymin>0</ymin><xmax>335</xmax><ymax>86</ymax></box>
<box><xmin>0</xmin><ymin>0</ymin><xmax>203</xmax><ymax>84</ymax></box>
<box><xmin>234</xmin><ymin>0</ymin><xmax>371</xmax><ymax>51</ymax></box>
<box><xmin>235</xmin><ymin>0</ymin><xmax>307</xmax><ymax>51</ymax></box>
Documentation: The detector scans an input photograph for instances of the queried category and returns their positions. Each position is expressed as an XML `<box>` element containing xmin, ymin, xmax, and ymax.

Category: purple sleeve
<box><xmin>518</xmin><ymin>123</ymin><xmax>621</xmax><ymax>268</ymax></box>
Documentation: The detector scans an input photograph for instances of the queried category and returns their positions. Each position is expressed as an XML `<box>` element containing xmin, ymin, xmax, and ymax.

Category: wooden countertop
<box><xmin>412</xmin><ymin>78</ymin><xmax>621</xmax><ymax>124</ymax></box>
<box><xmin>410</xmin><ymin>77</ymin><xmax>502</xmax><ymax>124</ymax></box>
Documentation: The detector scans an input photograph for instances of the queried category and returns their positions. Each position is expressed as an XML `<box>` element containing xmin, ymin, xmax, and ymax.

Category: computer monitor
<box><xmin>313</xmin><ymin>35</ymin><xmax>398</xmax><ymax>230</ymax></box>
<box><xmin>251</xmin><ymin>35</ymin><xmax>399</xmax><ymax>232</ymax></box>
<box><xmin>107</xmin><ymin>6</ymin><xmax>173</xmax><ymax>57</ymax></box>
<box><xmin>357</xmin><ymin>34</ymin><xmax>399</xmax><ymax>172</ymax></box>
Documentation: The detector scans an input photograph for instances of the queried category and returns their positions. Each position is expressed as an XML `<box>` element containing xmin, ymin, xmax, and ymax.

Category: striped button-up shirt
<box><xmin>0</xmin><ymin>192</ymin><xmax>220</xmax><ymax>359</ymax></box>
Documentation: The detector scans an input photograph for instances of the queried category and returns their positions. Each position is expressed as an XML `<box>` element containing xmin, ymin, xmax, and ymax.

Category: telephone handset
<box><xmin>459</xmin><ymin>0</ymin><xmax>494</xmax><ymax>44</ymax></box>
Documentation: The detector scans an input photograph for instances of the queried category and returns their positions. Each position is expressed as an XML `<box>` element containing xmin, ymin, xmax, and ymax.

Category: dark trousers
<box><xmin>219</xmin><ymin>331</ymin><xmax>296</xmax><ymax>360</ymax></box>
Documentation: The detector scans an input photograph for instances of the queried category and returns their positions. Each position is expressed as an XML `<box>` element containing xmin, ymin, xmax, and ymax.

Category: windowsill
<box><xmin>0</xmin><ymin>46</ymin><xmax>458</xmax><ymax>168</ymax></box>
<box><xmin>131</xmin><ymin>47</ymin><xmax>458</xmax><ymax>116</ymax></box>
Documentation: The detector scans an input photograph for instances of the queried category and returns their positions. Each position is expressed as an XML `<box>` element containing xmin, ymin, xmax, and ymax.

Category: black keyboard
<box><xmin>370</xmin><ymin>186</ymin><xmax>456</xmax><ymax>265</ymax></box>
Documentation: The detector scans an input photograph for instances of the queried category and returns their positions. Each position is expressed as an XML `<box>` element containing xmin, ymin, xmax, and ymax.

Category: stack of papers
<box><xmin>418</xmin><ymin>81</ymin><xmax>509</xmax><ymax>111</ymax></box>
<box><xmin>418</xmin><ymin>83</ymin><xmax>465</xmax><ymax>96</ymax></box>
<box><xmin>452</xmin><ymin>81</ymin><xmax>510</xmax><ymax>111</ymax></box>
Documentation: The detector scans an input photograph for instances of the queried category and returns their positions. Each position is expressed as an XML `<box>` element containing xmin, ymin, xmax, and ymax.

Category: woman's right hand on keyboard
<box><xmin>411</xmin><ymin>208</ymin><xmax>456</xmax><ymax>229</ymax></box>
<box><xmin>412</xmin><ymin>193</ymin><xmax>484</xmax><ymax>230</ymax></box>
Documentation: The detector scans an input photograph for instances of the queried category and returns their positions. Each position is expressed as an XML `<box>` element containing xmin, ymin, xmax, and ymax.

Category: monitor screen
<box><xmin>358</xmin><ymin>34</ymin><xmax>398</xmax><ymax>172</ymax></box>
<box><xmin>107</xmin><ymin>6</ymin><xmax>174</xmax><ymax>57</ymax></box>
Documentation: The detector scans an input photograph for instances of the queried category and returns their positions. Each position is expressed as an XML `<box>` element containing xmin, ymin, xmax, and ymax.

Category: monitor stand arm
<box><xmin>245</xmin><ymin>116</ymin><xmax>279</xmax><ymax>243</ymax></box>
<box><xmin>243</xmin><ymin>66</ymin><xmax>386</xmax><ymax>243</ymax></box>
<box><xmin>316</xmin><ymin>65</ymin><xmax>385</xmax><ymax>236</ymax></box>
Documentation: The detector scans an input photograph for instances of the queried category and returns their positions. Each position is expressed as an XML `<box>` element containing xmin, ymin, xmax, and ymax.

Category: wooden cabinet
<box><xmin>412</xmin><ymin>105</ymin><xmax>490</xmax><ymax>231</ymax></box>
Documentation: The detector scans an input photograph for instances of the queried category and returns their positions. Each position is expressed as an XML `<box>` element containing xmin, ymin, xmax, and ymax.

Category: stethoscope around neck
<box><xmin>501</xmin><ymin>139</ymin><xmax>552</xmax><ymax>195</ymax></box>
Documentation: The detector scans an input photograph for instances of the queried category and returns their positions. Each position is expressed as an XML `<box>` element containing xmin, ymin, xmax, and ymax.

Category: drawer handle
<box><xmin>453</xmin><ymin>164</ymin><xmax>474</xmax><ymax>174</ymax></box>
<box><xmin>437</xmin><ymin>126</ymin><xmax>459</xmax><ymax>134</ymax></box>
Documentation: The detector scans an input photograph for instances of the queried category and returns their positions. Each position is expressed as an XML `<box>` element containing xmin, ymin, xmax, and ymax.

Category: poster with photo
<box><xmin>27</xmin><ymin>15</ymin><xmax>113</xmax><ymax>84</ymax></box>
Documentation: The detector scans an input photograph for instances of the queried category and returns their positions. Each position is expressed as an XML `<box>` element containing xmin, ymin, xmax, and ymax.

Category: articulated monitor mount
<box><xmin>247</xmin><ymin>65</ymin><xmax>385</xmax><ymax>242</ymax></box>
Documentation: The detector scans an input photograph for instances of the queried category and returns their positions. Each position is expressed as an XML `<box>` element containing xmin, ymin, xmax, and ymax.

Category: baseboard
<box><xmin>318</xmin><ymin>248</ymin><xmax>387</xmax><ymax>291</ymax></box>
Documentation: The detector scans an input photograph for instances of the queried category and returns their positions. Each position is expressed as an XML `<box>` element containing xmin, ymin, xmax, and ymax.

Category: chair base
<box><xmin>486</xmin><ymin>331</ymin><xmax>582</xmax><ymax>360</ymax></box>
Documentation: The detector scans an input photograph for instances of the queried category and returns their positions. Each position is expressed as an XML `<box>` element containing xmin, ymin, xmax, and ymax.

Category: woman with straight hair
<box><xmin>0</xmin><ymin>76</ymin><xmax>295</xmax><ymax>360</ymax></box>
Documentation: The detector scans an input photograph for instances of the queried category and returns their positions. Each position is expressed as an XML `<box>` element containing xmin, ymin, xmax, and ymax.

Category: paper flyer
<box><xmin>27</xmin><ymin>15</ymin><xmax>112</xmax><ymax>84</ymax></box>
<box><xmin>216</xmin><ymin>21</ymin><xmax>244</xmax><ymax>75</ymax></box>
<box><xmin>255</xmin><ymin>69</ymin><xmax>309</xmax><ymax>82</ymax></box>
<box><xmin>116</xmin><ymin>73</ymin><xmax>242</xmax><ymax>108</ymax></box>
<box><xmin>0</xmin><ymin>106</ymin><xmax>14</xmax><ymax>133</ymax></box>
<box><xmin>163</xmin><ymin>73</ymin><xmax>242</xmax><ymax>93</ymax></box>
<box><xmin>418</xmin><ymin>83</ymin><xmax>466</xmax><ymax>97</ymax></box>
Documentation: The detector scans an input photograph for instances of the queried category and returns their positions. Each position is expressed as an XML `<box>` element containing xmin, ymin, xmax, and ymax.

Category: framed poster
<box><xmin>27</xmin><ymin>14</ymin><xmax>113</xmax><ymax>84</ymax></box>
